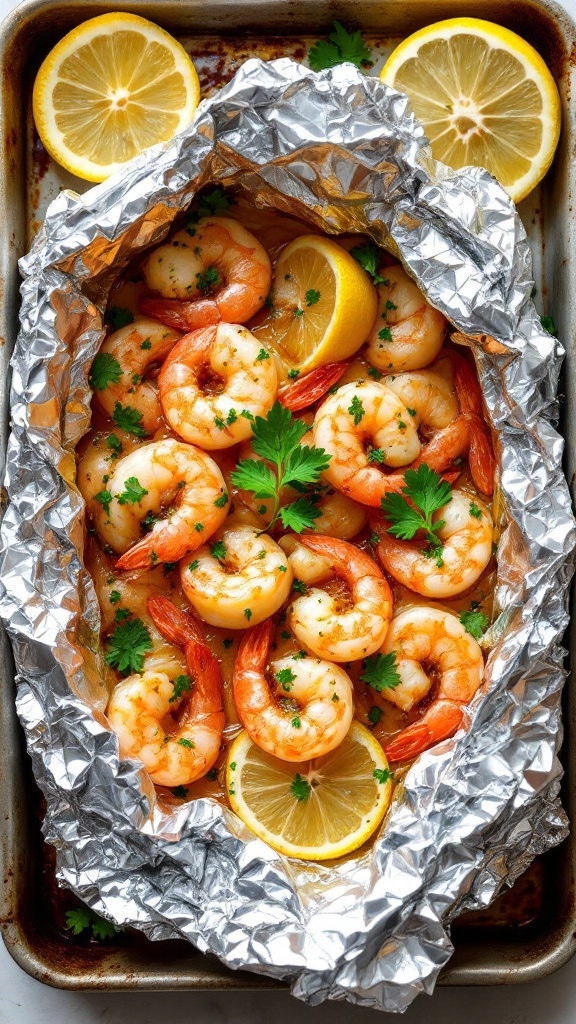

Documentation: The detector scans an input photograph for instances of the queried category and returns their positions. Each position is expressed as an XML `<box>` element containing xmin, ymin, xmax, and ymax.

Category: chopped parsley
<box><xmin>94</xmin><ymin>489</ymin><xmax>112</xmax><ymax>515</ymax></box>
<box><xmin>305</xmin><ymin>289</ymin><xmax>321</xmax><ymax>306</ymax></box>
<box><xmin>210</xmin><ymin>540</ymin><xmax>227</xmax><ymax>562</ymax></box>
<box><xmin>350</xmin><ymin>243</ymin><xmax>387</xmax><ymax>285</ymax></box>
<box><xmin>112</xmin><ymin>402</ymin><xmax>147</xmax><ymax>438</ymax></box>
<box><xmin>367</xmin><ymin>705</ymin><xmax>382</xmax><ymax>726</ymax></box>
<box><xmin>276</xmin><ymin>668</ymin><xmax>296</xmax><ymax>691</ymax></box>
<box><xmin>214</xmin><ymin>492</ymin><xmax>229</xmax><ymax>508</ymax></box>
<box><xmin>459</xmin><ymin>604</ymin><xmax>489</xmax><ymax>639</ymax></box>
<box><xmin>117</xmin><ymin>476</ymin><xmax>148</xmax><ymax>505</ymax></box>
<box><xmin>105</xmin><ymin>306</ymin><xmax>134</xmax><ymax>331</ymax></box>
<box><xmin>256</xmin><ymin>348</ymin><xmax>270</xmax><ymax>361</ymax></box>
<box><xmin>469</xmin><ymin>502</ymin><xmax>482</xmax><ymax>520</ymax></box>
<box><xmin>196</xmin><ymin>266</ymin><xmax>221</xmax><ymax>293</ymax></box>
<box><xmin>169</xmin><ymin>674</ymin><xmax>192</xmax><ymax>703</ymax></box>
<box><xmin>378</xmin><ymin>327</ymin><xmax>393</xmax><ymax>342</ymax></box>
<box><xmin>290</xmin><ymin>773</ymin><xmax>311</xmax><ymax>801</ymax></box>
<box><xmin>348</xmin><ymin>394</ymin><xmax>364</xmax><ymax>425</ymax></box>
<box><xmin>374</xmin><ymin>768</ymin><xmax>393</xmax><ymax>784</ymax></box>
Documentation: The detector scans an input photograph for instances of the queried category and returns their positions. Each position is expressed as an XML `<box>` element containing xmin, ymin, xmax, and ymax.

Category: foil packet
<box><xmin>0</xmin><ymin>58</ymin><xmax>575</xmax><ymax>1013</ymax></box>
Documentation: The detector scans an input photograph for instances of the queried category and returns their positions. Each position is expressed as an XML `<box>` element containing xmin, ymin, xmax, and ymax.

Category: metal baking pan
<box><xmin>1</xmin><ymin>0</ymin><xmax>575</xmax><ymax>992</ymax></box>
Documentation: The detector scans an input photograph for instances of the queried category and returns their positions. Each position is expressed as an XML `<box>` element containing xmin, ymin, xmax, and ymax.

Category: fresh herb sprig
<box><xmin>308</xmin><ymin>21</ymin><xmax>372</xmax><ymax>72</ymax></box>
<box><xmin>104</xmin><ymin>617</ymin><xmax>153</xmax><ymax>675</ymax></box>
<box><xmin>230</xmin><ymin>402</ymin><xmax>330</xmax><ymax>533</ymax></box>
<box><xmin>350</xmin><ymin>243</ymin><xmax>388</xmax><ymax>285</ymax></box>
<box><xmin>459</xmin><ymin>603</ymin><xmax>489</xmax><ymax>639</ymax></box>
<box><xmin>380</xmin><ymin>464</ymin><xmax>452</xmax><ymax>567</ymax></box>
<box><xmin>65</xmin><ymin>906</ymin><xmax>122</xmax><ymax>941</ymax></box>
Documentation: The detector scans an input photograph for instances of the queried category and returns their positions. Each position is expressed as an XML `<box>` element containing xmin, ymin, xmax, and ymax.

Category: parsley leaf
<box><xmin>91</xmin><ymin>918</ymin><xmax>121</xmax><ymax>941</ymax></box>
<box><xmin>367</xmin><ymin>705</ymin><xmax>382</xmax><ymax>726</ymax></box>
<box><xmin>367</xmin><ymin>366</ymin><xmax>383</xmax><ymax>380</ymax></box>
<box><xmin>348</xmin><ymin>395</ymin><xmax>364</xmax><ymax>426</ymax></box>
<box><xmin>305</xmin><ymin>289</ymin><xmax>321</xmax><ymax>306</ymax></box>
<box><xmin>230</xmin><ymin>402</ymin><xmax>330</xmax><ymax>532</ymax></box>
<box><xmin>65</xmin><ymin>906</ymin><xmax>121</xmax><ymax>941</ymax></box>
<box><xmin>105</xmin><ymin>618</ymin><xmax>153</xmax><ymax>675</ymax></box>
<box><xmin>196</xmin><ymin>266</ymin><xmax>221</xmax><ymax>293</ymax></box>
<box><xmin>256</xmin><ymin>348</ymin><xmax>270</xmax><ymax>361</ymax></box>
<box><xmin>117</xmin><ymin>476</ymin><xmax>148</xmax><ymax>505</ymax></box>
<box><xmin>368</xmin><ymin>447</ymin><xmax>386</xmax><ymax>464</ymax></box>
<box><xmin>105</xmin><ymin>306</ymin><xmax>134</xmax><ymax>331</ymax></box>
<box><xmin>469</xmin><ymin>502</ymin><xmax>482</xmax><ymax>520</ymax></box>
<box><xmin>381</xmin><ymin>464</ymin><xmax>452</xmax><ymax>565</ymax></box>
<box><xmin>65</xmin><ymin>906</ymin><xmax>91</xmax><ymax>935</ymax></box>
<box><xmin>308</xmin><ymin>21</ymin><xmax>372</xmax><ymax>72</ymax></box>
<box><xmin>279</xmin><ymin>497</ymin><xmax>322</xmax><ymax>533</ymax></box>
<box><xmin>276</xmin><ymin>668</ymin><xmax>295</xmax><ymax>691</ymax></box>
<box><xmin>360</xmin><ymin>652</ymin><xmax>401</xmax><ymax>692</ymax></box>
<box><xmin>214</xmin><ymin>491</ymin><xmax>229</xmax><ymax>508</ymax></box>
<box><xmin>374</xmin><ymin>768</ymin><xmax>393</xmax><ymax>784</ymax></box>
<box><xmin>210</xmin><ymin>540</ymin><xmax>227</xmax><ymax>561</ymax></box>
<box><xmin>89</xmin><ymin>353</ymin><xmax>122</xmax><ymax>391</ymax></box>
<box><xmin>350</xmin><ymin>243</ymin><xmax>387</xmax><ymax>285</ymax></box>
<box><xmin>459</xmin><ymin>605</ymin><xmax>489</xmax><ymax>639</ymax></box>
<box><xmin>94</xmin><ymin>489</ymin><xmax>112</xmax><ymax>515</ymax></box>
<box><xmin>112</xmin><ymin>402</ymin><xmax>147</xmax><ymax>438</ymax></box>
<box><xmin>169</xmin><ymin>674</ymin><xmax>192</xmax><ymax>703</ymax></box>
<box><xmin>106</xmin><ymin>433</ymin><xmax>123</xmax><ymax>457</ymax></box>
<box><xmin>541</xmin><ymin>314</ymin><xmax>556</xmax><ymax>335</ymax></box>
<box><xmin>198</xmin><ymin>187</ymin><xmax>230</xmax><ymax>217</ymax></box>
<box><xmin>290</xmin><ymin>773</ymin><xmax>311</xmax><ymax>801</ymax></box>
<box><xmin>171</xmin><ymin>785</ymin><xmax>189</xmax><ymax>799</ymax></box>
<box><xmin>378</xmin><ymin>327</ymin><xmax>393</xmax><ymax>342</ymax></box>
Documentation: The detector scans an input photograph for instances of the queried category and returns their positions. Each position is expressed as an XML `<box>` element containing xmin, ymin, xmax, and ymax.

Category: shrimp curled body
<box><xmin>379</xmin><ymin>606</ymin><xmax>484</xmax><ymax>762</ymax></box>
<box><xmin>233</xmin><ymin>619</ymin><xmax>354</xmax><ymax>761</ymax></box>
<box><xmin>141</xmin><ymin>216</ymin><xmax>272</xmax><ymax>331</ymax></box>
<box><xmin>180</xmin><ymin>525</ymin><xmax>293</xmax><ymax>629</ymax></box>
<box><xmin>365</xmin><ymin>265</ymin><xmax>446</xmax><ymax>374</ymax></box>
<box><xmin>158</xmin><ymin>323</ymin><xmax>277</xmax><ymax>449</ymax></box>
<box><xmin>107</xmin><ymin>598</ymin><xmax>224</xmax><ymax>786</ymax></box>
<box><xmin>313</xmin><ymin>380</ymin><xmax>421</xmax><ymax>507</ymax></box>
<box><xmin>93</xmin><ymin>318</ymin><xmax>181</xmax><ymax>434</ymax></box>
<box><xmin>375</xmin><ymin>490</ymin><xmax>493</xmax><ymax>598</ymax></box>
<box><xmin>289</xmin><ymin>535</ymin><xmax>393</xmax><ymax>662</ymax></box>
<box><xmin>97</xmin><ymin>439</ymin><xmax>229</xmax><ymax>570</ymax></box>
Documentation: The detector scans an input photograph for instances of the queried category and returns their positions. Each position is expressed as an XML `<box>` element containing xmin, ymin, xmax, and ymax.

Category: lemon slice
<box><xmin>227</xmin><ymin>722</ymin><xmax>393</xmax><ymax>861</ymax></box>
<box><xmin>252</xmin><ymin>235</ymin><xmax>377</xmax><ymax>373</ymax></box>
<box><xmin>381</xmin><ymin>18</ymin><xmax>560</xmax><ymax>202</ymax></box>
<box><xmin>33</xmin><ymin>13</ymin><xmax>200</xmax><ymax>182</ymax></box>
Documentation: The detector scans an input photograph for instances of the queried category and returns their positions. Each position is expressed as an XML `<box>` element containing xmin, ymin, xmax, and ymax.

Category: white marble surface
<box><xmin>2</xmin><ymin>0</ymin><xmax>576</xmax><ymax>1020</ymax></box>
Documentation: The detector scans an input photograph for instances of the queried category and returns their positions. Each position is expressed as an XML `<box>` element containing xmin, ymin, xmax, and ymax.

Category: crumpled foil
<box><xmin>0</xmin><ymin>58</ymin><xmax>575</xmax><ymax>1013</ymax></box>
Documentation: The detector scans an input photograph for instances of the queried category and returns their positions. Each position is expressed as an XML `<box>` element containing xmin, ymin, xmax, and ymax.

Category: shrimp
<box><xmin>374</xmin><ymin>489</ymin><xmax>493</xmax><ymax>598</ymax></box>
<box><xmin>140</xmin><ymin>216</ymin><xmax>272</xmax><ymax>331</ymax></box>
<box><xmin>289</xmin><ymin>536</ymin><xmax>393</xmax><ymax>662</ymax></box>
<box><xmin>277</xmin><ymin>363</ymin><xmax>348</xmax><ymax>412</ymax></box>
<box><xmin>92</xmin><ymin>318</ymin><xmax>181</xmax><ymax>435</ymax></box>
<box><xmin>157</xmin><ymin>323</ymin><xmax>277</xmax><ymax>450</ymax></box>
<box><xmin>76</xmin><ymin>428</ymin><xmax>143</xmax><ymax>511</ymax></box>
<box><xmin>278</xmin><ymin>536</ymin><xmax>334</xmax><ymax>585</ymax></box>
<box><xmin>365</xmin><ymin>265</ymin><xmax>446</xmax><ymax>373</ymax></box>
<box><xmin>94</xmin><ymin>439</ymin><xmax>229</xmax><ymax>570</ymax></box>
<box><xmin>233</xmin><ymin>619</ymin><xmax>354</xmax><ymax>761</ymax></box>
<box><xmin>180</xmin><ymin>525</ymin><xmax>293</xmax><ymax>629</ymax></box>
<box><xmin>107</xmin><ymin>597</ymin><xmax>224</xmax><ymax>786</ymax></box>
<box><xmin>312</xmin><ymin>380</ymin><xmax>421</xmax><ymax>506</ymax></box>
<box><xmin>378</xmin><ymin>607</ymin><xmax>484</xmax><ymax>762</ymax></box>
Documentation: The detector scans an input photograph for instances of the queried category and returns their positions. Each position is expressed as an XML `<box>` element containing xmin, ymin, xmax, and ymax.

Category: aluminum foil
<box><xmin>0</xmin><ymin>58</ymin><xmax>575</xmax><ymax>1013</ymax></box>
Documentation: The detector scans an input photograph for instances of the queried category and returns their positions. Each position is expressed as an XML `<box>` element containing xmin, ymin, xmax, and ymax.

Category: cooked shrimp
<box><xmin>312</xmin><ymin>380</ymin><xmax>420</xmax><ymax>506</ymax></box>
<box><xmin>95</xmin><ymin>439</ymin><xmax>229</xmax><ymax>570</ymax></box>
<box><xmin>107</xmin><ymin>598</ymin><xmax>224</xmax><ymax>786</ymax></box>
<box><xmin>277</xmin><ymin>363</ymin><xmax>348</xmax><ymax>412</ymax></box>
<box><xmin>158</xmin><ymin>323</ymin><xmax>277</xmax><ymax>449</ymax></box>
<box><xmin>233</xmin><ymin>619</ymin><xmax>354</xmax><ymax>761</ymax></box>
<box><xmin>379</xmin><ymin>607</ymin><xmax>484</xmax><ymax>762</ymax></box>
<box><xmin>92</xmin><ymin>318</ymin><xmax>181</xmax><ymax>435</ymax></box>
<box><xmin>374</xmin><ymin>489</ymin><xmax>493</xmax><ymax>598</ymax></box>
<box><xmin>140</xmin><ymin>216</ymin><xmax>271</xmax><ymax>331</ymax></box>
<box><xmin>180</xmin><ymin>525</ymin><xmax>293</xmax><ymax>629</ymax></box>
<box><xmin>278</xmin><ymin>536</ymin><xmax>334</xmax><ymax>585</ymax></box>
<box><xmin>365</xmin><ymin>265</ymin><xmax>446</xmax><ymax>373</ymax></box>
<box><xmin>289</xmin><ymin>536</ymin><xmax>393</xmax><ymax>662</ymax></box>
<box><xmin>450</xmin><ymin>350</ymin><xmax>496</xmax><ymax>496</ymax></box>
<box><xmin>76</xmin><ymin>428</ymin><xmax>143</xmax><ymax>511</ymax></box>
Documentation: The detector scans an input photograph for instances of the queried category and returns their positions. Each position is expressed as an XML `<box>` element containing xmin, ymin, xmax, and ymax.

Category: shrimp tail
<box><xmin>116</xmin><ymin>530</ymin><xmax>196</xmax><ymax>572</ymax></box>
<box><xmin>413</xmin><ymin>416</ymin><xmax>469</xmax><ymax>473</ymax></box>
<box><xmin>384</xmin><ymin>700</ymin><xmax>464</xmax><ymax>762</ymax></box>
<box><xmin>185</xmin><ymin>639</ymin><xmax>224</xmax><ymax>716</ymax></box>
<box><xmin>466</xmin><ymin>414</ymin><xmax>495</xmax><ymax>496</ymax></box>
<box><xmin>452</xmin><ymin>350</ymin><xmax>484</xmax><ymax>417</ymax></box>
<box><xmin>278</xmin><ymin>363</ymin><xmax>348</xmax><ymax>412</ymax></box>
<box><xmin>147</xmin><ymin>594</ymin><xmax>204</xmax><ymax>645</ymax></box>
<box><xmin>237</xmin><ymin>619</ymin><xmax>274</xmax><ymax>673</ymax></box>
<box><xmin>140</xmin><ymin>297</ymin><xmax>220</xmax><ymax>332</ymax></box>
<box><xmin>299</xmin><ymin>533</ymin><xmax>383</xmax><ymax>578</ymax></box>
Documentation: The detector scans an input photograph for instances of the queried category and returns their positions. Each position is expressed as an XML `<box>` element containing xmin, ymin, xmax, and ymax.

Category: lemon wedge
<box><xmin>33</xmin><ymin>13</ymin><xmax>200</xmax><ymax>182</ymax></box>
<box><xmin>227</xmin><ymin>722</ymin><xmax>393</xmax><ymax>861</ymax></box>
<box><xmin>381</xmin><ymin>18</ymin><xmax>560</xmax><ymax>202</ymax></box>
<box><xmin>252</xmin><ymin>235</ymin><xmax>377</xmax><ymax>374</ymax></box>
